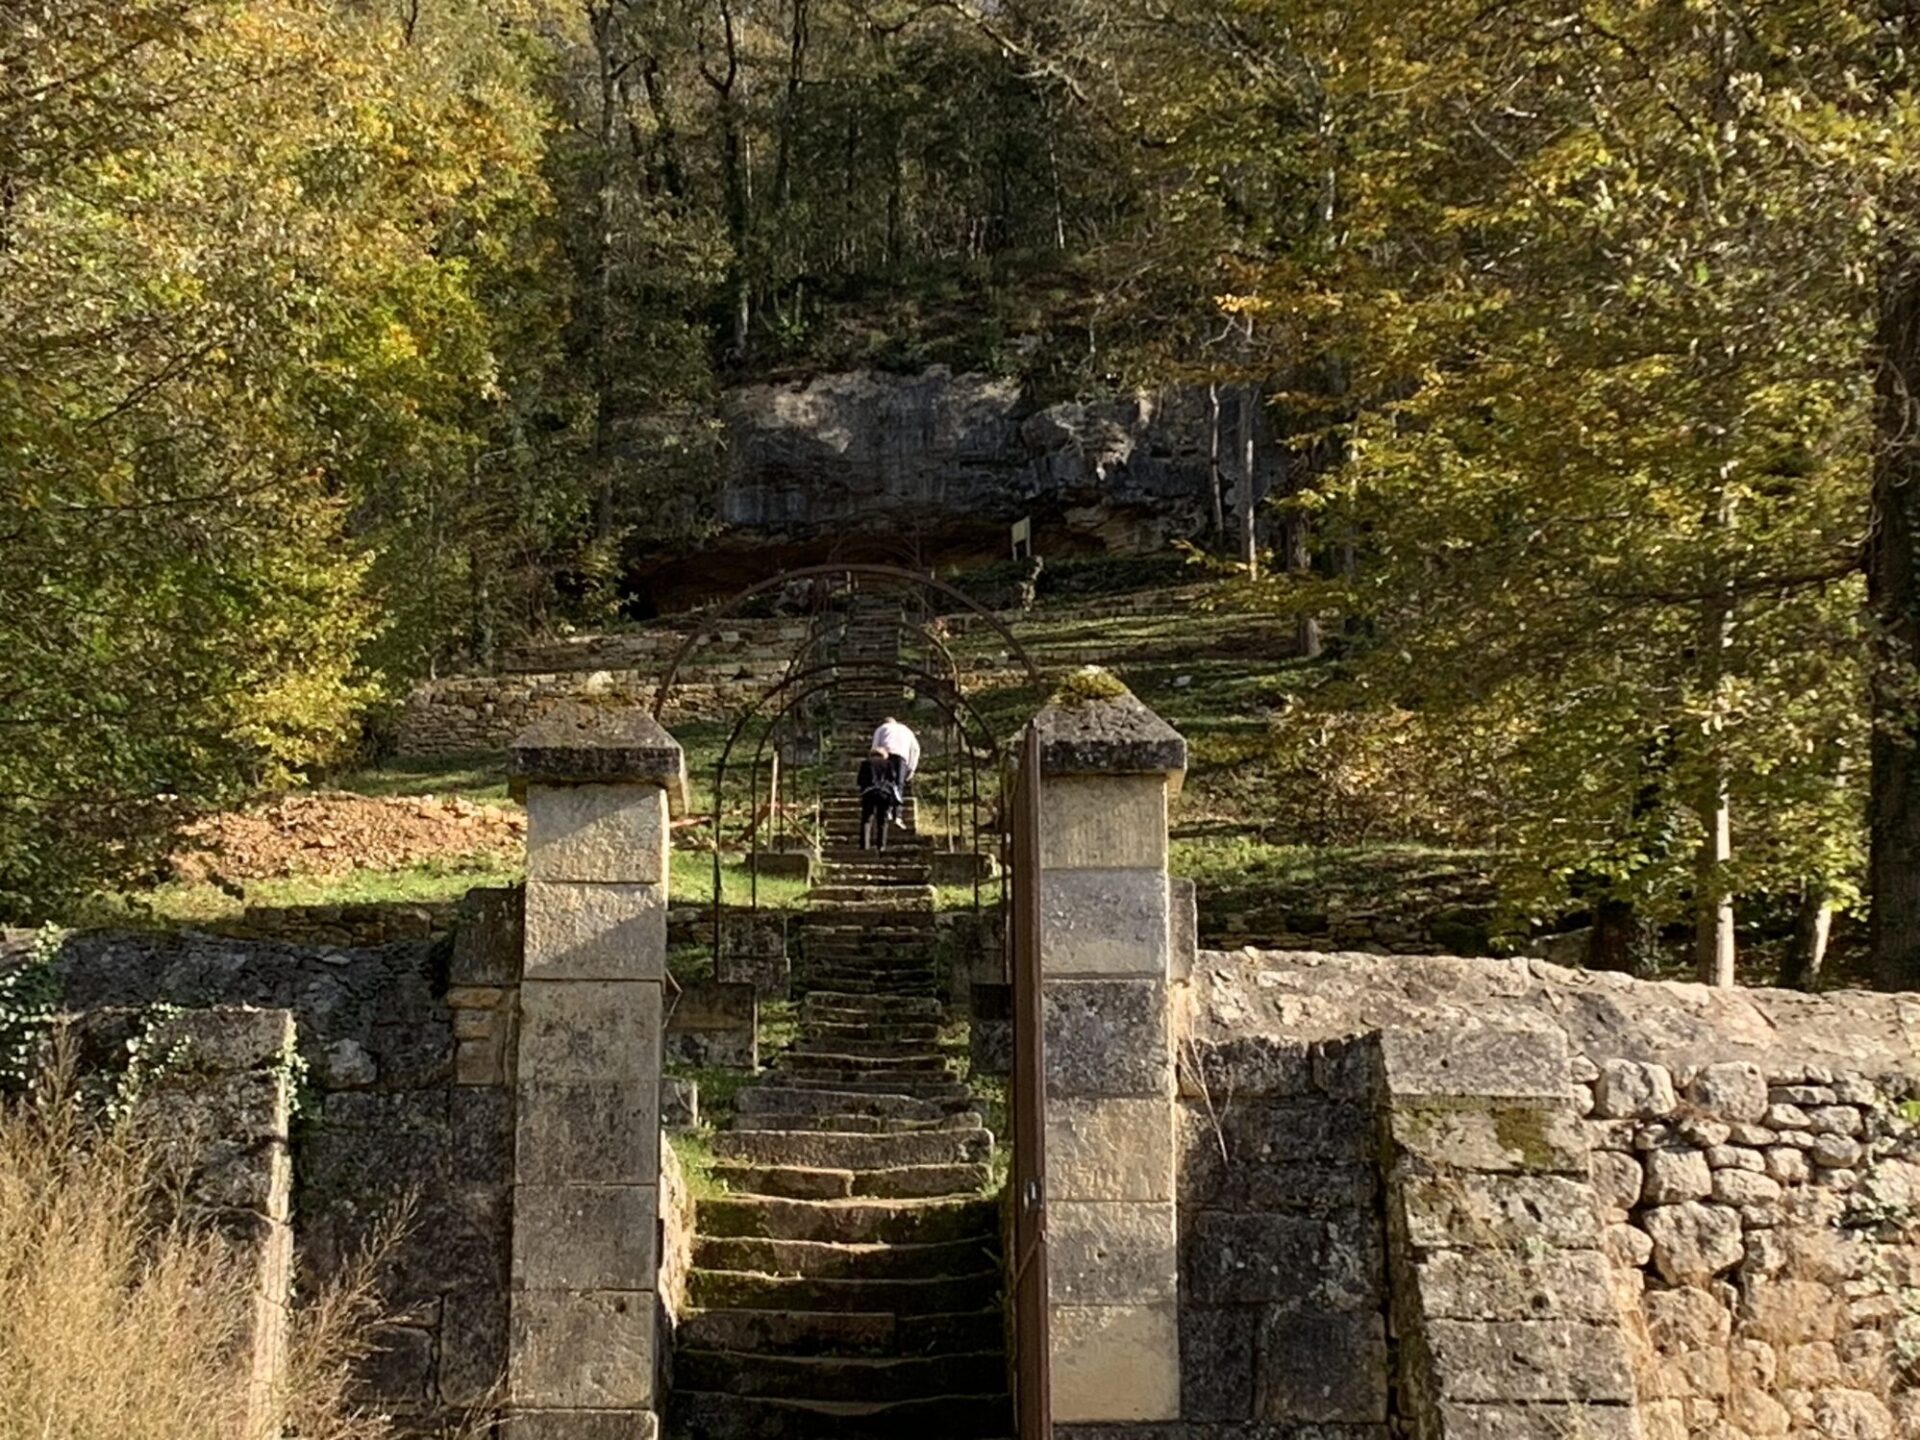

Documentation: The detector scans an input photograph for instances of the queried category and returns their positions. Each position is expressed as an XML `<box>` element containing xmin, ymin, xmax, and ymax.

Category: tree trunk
<box><xmin>1240</xmin><ymin>385</ymin><xmax>1258</xmax><ymax>577</ymax></box>
<box><xmin>637</xmin><ymin>57</ymin><xmax>687</xmax><ymax>199</ymax></box>
<box><xmin>1694</xmin><ymin>479</ymin><xmax>1737</xmax><ymax>986</ymax></box>
<box><xmin>1207</xmin><ymin>383</ymin><xmax>1225</xmax><ymax>542</ymax></box>
<box><xmin>1780</xmin><ymin>885</ymin><xmax>1832</xmax><ymax>992</ymax></box>
<box><xmin>590</xmin><ymin>3</ymin><xmax>620</xmax><ymax>540</ymax></box>
<box><xmin>772</xmin><ymin>0</ymin><xmax>808</xmax><ymax>210</ymax></box>
<box><xmin>1870</xmin><ymin>244</ymin><xmax>1920</xmax><ymax>988</ymax></box>
<box><xmin>1589</xmin><ymin>898</ymin><xmax>1657</xmax><ymax>976</ymax></box>
<box><xmin>1694</xmin><ymin>774</ymin><xmax>1735</xmax><ymax>986</ymax></box>
<box><xmin>1281</xmin><ymin>444</ymin><xmax>1321</xmax><ymax>657</ymax></box>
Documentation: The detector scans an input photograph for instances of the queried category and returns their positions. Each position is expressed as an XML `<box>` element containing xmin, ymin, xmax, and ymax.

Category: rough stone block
<box><xmin>1181</xmin><ymin>1036</ymin><xmax>1317</xmax><ymax>1099</ymax></box>
<box><xmin>1040</xmin><ymin>869</ymin><xmax>1170</xmax><ymax>978</ymax></box>
<box><xmin>1379</xmin><ymin>1027</ymin><xmax>1570</xmax><ymax>1102</ymax></box>
<box><xmin>439</xmin><ymin>1285</ymin><xmax>510</xmax><ymax>1408</ymax></box>
<box><xmin>1388</xmin><ymin>1100</ymin><xmax>1588</xmax><ymax>1176</ymax></box>
<box><xmin>452</xmin><ymin>1086</ymin><xmax>514</xmax><ymax>1185</ymax></box>
<box><xmin>1434</xmin><ymin>1402</ymin><xmax>1643</xmax><ymax>1440</ymax></box>
<box><xmin>526</xmin><ymin>785</ymin><xmax>669</xmax><ymax>886</ymax></box>
<box><xmin>1033</xmin><ymin>690</ymin><xmax>1188</xmax><ymax>779</ymax></box>
<box><xmin>1414</xmin><ymin>1249</ymin><xmax>1616</xmax><ymax>1323</ymax></box>
<box><xmin>513</xmin><ymin>1184</ymin><xmax>659</xmax><ymax>1292</ymax></box>
<box><xmin>1179</xmin><ymin>1306</ymin><xmax>1255</xmax><ymax>1421</ymax></box>
<box><xmin>1047</xmin><ymin>1098</ymin><xmax>1174</xmax><ymax>1202</ymax></box>
<box><xmin>502</xmin><ymin>1413</ymin><xmax>658</xmax><ymax>1440</ymax></box>
<box><xmin>1046</xmin><ymin>1202</ymin><xmax>1177</xmax><ymax>1303</ymax></box>
<box><xmin>523</xmin><ymin>883</ymin><xmax>667</xmax><ymax>982</ymax></box>
<box><xmin>508</xmin><ymin>1290</ymin><xmax>655</xmax><ymax>1409</ymax></box>
<box><xmin>1182</xmin><ymin>1211</ymin><xmax>1326</xmax><ymax>1306</ymax></box>
<box><xmin>1256</xmin><ymin>1311</ymin><xmax>1389</xmax><ymax>1423</ymax></box>
<box><xmin>748</xmin><ymin>850</ymin><xmax>813</xmax><ymax>881</ymax></box>
<box><xmin>1422</xmin><ymin>1320</ymin><xmax>1635</xmax><ymax>1404</ymax></box>
<box><xmin>1040</xmin><ymin>774</ymin><xmax>1168</xmax><ymax>870</ymax></box>
<box><xmin>1168</xmin><ymin>876</ymin><xmax>1197</xmax><ymax>984</ymax></box>
<box><xmin>452</xmin><ymin>886</ymin><xmax>525</xmax><ymax>986</ymax></box>
<box><xmin>1395</xmin><ymin>1174</ymin><xmax>1600</xmax><ymax>1252</ymax></box>
<box><xmin>510</xmin><ymin>702</ymin><xmax>685</xmax><ymax>798</ymax></box>
<box><xmin>1044</xmin><ymin>979</ymin><xmax>1170</xmax><ymax>1099</ymax></box>
<box><xmin>517</xmin><ymin>980</ymin><xmax>661</xmax><ymax>1082</ymax></box>
<box><xmin>1049</xmin><ymin>1303</ymin><xmax>1179</xmax><ymax>1423</ymax></box>
<box><xmin>1640</xmin><ymin>1201</ymin><xmax>1743</xmax><ymax>1284</ymax></box>
<box><xmin>517</xmin><ymin>1081</ymin><xmax>660</xmax><ymax>1185</ymax></box>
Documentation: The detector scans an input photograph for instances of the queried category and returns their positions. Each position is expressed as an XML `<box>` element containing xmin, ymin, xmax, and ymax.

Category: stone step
<box><xmin>714</xmin><ymin>1127</ymin><xmax>991</xmax><ymax>1171</ymax></box>
<box><xmin>694</xmin><ymin>1195</ymin><xmax>997</xmax><ymax>1244</ymax></box>
<box><xmin>687</xmin><ymin>1265</ymin><xmax>1000</xmax><ymax>1315</ymax></box>
<box><xmin>671</xmin><ymin>1388</ymin><xmax>1011</xmax><ymax>1440</ymax></box>
<box><xmin>709</xmin><ymin>1160</ymin><xmax>990</xmax><ymax>1201</ymax></box>
<box><xmin>677</xmin><ymin>1306</ymin><xmax>1002</xmax><ymax>1359</ymax></box>
<box><xmin>750</xmin><ymin>1110</ymin><xmax>981</xmax><ymax>1135</ymax></box>
<box><xmin>801</xmin><ymin>992</ymin><xmax>944</xmax><ymax>1020</ymax></box>
<box><xmin>783</xmin><ymin>1044</ymin><xmax>948</xmax><ymax>1067</ymax></box>
<box><xmin>737</xmin><ymin>1085</ymin><xmax>968</xmax><ymax>1123</ymax></box>
<box><xmin>770</xmin><ymin>1075</ymin><xmax>971</xmax><ymax>1101</ymax></box>
<box><xmin>803</xmin><ymin>1020</ymin><xmax>943</xmax><ymax>1047</ymax></box>
<box><xmin>692</xmin><ymin>1233</ymin><xmax>998</xmax><ymax>1281</ymax></box>
<box><xmin>803</xmin><ymin>976</ymin><xmax>942</xmax><ymax>999</ymax></box>
<box><xmin>807</xmin><ymin>886</ymin><xmax>938</xmax><ymax>905</ymax></box>
<box><xmin>778</xmin><ymin>1050</ymin><xmax>949</xmax><ymax>1077</ymax></box>
<box><xmin>677</xmin><ymin>1348</ymin><xmax>1006</xmax><ymax>1405</ymax></box>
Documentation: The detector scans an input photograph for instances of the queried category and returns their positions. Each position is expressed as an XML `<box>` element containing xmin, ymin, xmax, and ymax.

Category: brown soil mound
<box><xmin>172</xmin><ymin>792</ymin><xmax>526</xmax><ymax>884</ymax></box>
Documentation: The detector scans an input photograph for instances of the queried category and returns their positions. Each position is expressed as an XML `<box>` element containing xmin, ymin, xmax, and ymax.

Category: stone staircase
<box><xmin>669</xmin><ymin>596</ymin><xmax>1010</xmax><ymax>1440</ymax></box>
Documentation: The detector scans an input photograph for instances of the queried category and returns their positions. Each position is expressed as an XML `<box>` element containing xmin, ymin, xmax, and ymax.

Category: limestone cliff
<box><xmin>632</xmin><ymin>366</ymin><xmax>1274</xmax><ymax>607</ymax></box>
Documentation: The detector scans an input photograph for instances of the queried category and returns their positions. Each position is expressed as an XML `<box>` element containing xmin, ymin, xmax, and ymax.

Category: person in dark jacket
<box><xmin>857</xmin><ymin>747</ymin><xmax>901</xmax><ymax>851</ymax></box>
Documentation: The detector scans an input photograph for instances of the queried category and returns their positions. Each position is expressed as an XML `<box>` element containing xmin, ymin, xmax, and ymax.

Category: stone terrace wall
<box><xmin>11</xmin><ymin>890</ymin><xmax>526</xmax><ymax>1437</ymax></box>
<box><xmin>1178</xmin><ymin>949</ymin><xmax>1920</xmax><ymax>1440</ymax></box>
<box><xmin>396</xmin><ymin>671</ymin><xmax>770</xmax><ymax>758</ymax></box>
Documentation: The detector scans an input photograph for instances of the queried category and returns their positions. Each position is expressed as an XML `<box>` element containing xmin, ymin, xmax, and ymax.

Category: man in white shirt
<box><xmin>871</xmin><ymin>717</ymin><xmax>920</xmax><ymax>787</ymax></box>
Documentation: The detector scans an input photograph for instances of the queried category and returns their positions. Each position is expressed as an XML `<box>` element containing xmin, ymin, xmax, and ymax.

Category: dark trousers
<box><xmin>861</xmin><ymin>791</ymin><xmax>895</xmax><ymax>850</ymax></box>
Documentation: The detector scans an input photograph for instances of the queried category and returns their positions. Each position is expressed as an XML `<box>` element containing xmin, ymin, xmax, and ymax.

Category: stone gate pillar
<box><xmin>506</xmin><ymin>703</ymin><xmax>686</xmax><ymax>1440</ymax></box>
<box><xmin>1032</xmin><ymin>682</ymin><xmax>1187</xmax><ymax>1425</ymax></box>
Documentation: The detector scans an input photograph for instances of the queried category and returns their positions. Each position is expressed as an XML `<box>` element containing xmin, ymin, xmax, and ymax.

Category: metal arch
<box><xmin>780</xmin><ymin>615</ymin><xmax>964</xmax><ymax>695</ymax></box>
<box><xmin>649</xmin><ymin>564</ymin><xmax>1041</xmax><ymax>717</ymax></box>
<box><xmin>732</xmin><ymin>671</ymin><xmax>994</xmax><ymax>909</ymax></box>
<box><xmin>707</xmin><ymin>663</ymin><xmax>1004</xmax><ymax>947</ymax></box>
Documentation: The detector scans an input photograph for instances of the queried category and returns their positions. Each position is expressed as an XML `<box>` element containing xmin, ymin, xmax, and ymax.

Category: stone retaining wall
<box><xmin>395</xmin><ymin>671</ymin><xmax>768</xmax><ymax>757</ymax></box>
<box><xmin>1167</xmin><ymin>948</ymin><xmax>1920</xmax><ymax>1440</ymax></box>
<box><xmin>11</xmin><ymin>891</ymin><xmax>528</xmax><ymax>1436</ymax></box>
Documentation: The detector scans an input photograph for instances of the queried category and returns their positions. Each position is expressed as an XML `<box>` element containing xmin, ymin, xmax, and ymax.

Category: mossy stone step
<box><xmin>736</xmin><ymin>1085</ymin><xmax>967</xmax><ymax>1123</ymax></box>
<box><xmin>670</xmin><ymin>1388</ymin><xmax>1011</xmax><ymax>1440</ymax></box>
<box><xmin>693</xmin><ymin>1195</ymin><xmax>996</xmax><ymax>1244</ymax></box>
<box><xmin>676</xmin><ymin>1348</ymin><xmax>1006</xmax><ymax>1404</ymax></box>
<box><xmin>800</xmin><ymin>991</ymin><xmax>944</xmax><ymax>1018</ymax></box>
<box><xmin>676</xmin><ymin>1306</ymin><xmax>1002</xmax><ymax>1359</ymax></box>
<box><xmin>691</xmin><ymin>1233</ymin><xmax>998</xmax><ymax>1281</ymax></box>
<box><xmin>687</xmin><ymin>1265</ymin><xmax>1000</xmax><ymax>1315</ymax></box>
<box><xmin>787</xmin><ymin>1035</ymin><xmax>946</xmax><ymax>1060</ymax></box>
<box><xmin>778</xmin><ymin>1050</ymin><xmax>948</xmax><ymax>1075</ymax></box>
<box><xmin>708</xmin><ymin>1159</ymin><xmax>990</xmax><ymax>1201</ymax></box>
<box><xmin>803</xmin><ymin>1020</ymin><xmax>942</xmax><ymax>1046</ymax></box>
<box><xmin>770</xmin><ymin>1078</ymin><xmax>965</xmax><ymax>1103</ymax></box>
<box><xmin>714</xmin><ymin>1126</ymin><xmax>990</xmax><ymax>1171</ymax></box>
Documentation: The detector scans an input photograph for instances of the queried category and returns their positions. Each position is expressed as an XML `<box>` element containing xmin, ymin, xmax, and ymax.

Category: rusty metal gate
<box><xmin>1010</xmin><ymin>722</ymin><xmax>1051</xmax><ymax>1438</ymax></box>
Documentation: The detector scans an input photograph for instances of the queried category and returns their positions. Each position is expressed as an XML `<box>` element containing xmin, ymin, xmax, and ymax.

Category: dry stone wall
<box><xmin>13</xmin><ymin>893</ymin><xmax>527</xmax><ymax>1437</ymax></box>
<box><xmin>1169</xmin><ymin>948</ymin><xmax>1920</xmax><ymax>1440</ymax></box>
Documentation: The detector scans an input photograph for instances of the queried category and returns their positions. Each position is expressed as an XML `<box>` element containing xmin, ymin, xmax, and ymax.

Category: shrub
<box><xmin>0</xmin><ymin>1073</ymin><xmax>411</xmax><ymax>1440</ymax></box>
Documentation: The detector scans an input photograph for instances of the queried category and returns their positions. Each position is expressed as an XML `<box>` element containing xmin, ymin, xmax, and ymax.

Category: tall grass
<box><xmin>0</xmin><ymin>1074</ymin><xmax>410</xmax><ymax>1440</ymax></box>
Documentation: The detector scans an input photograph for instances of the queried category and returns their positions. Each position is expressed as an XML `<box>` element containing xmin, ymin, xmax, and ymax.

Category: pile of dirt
<box><xmin>172</xmin><ymin>792</ymin><xmax>526</xmax><ymax>884</ymax></box>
